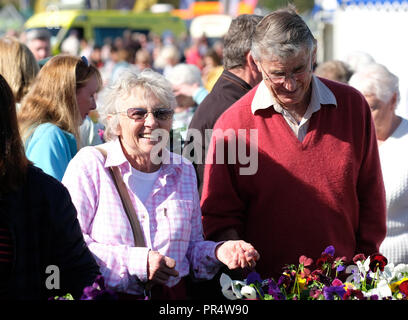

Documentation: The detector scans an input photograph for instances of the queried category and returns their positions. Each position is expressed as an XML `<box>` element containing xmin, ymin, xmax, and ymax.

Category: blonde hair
<box><xmin>18</xmin><ymin>54</ymin><xmax>102</xmax><ymax>144</ymax></box>
<box><xmin>0</xmin><ymin>36</ymin><xmax>39</xmax><ymax>103</ymax></box>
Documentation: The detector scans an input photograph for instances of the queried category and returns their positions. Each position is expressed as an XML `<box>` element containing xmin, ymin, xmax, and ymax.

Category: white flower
<box><xmin>378</xmin><ymin>263</ymin><xmax>395</xmax><ymax>283</ymax></box>
<box><xmin>220</xmin><ymin>273</ymin><xmax>246</xmax><ymax>300</ymax></box>
<box><xmin>241</xmin><ymin>285</ymin><xmax>257</xmax><ymax>299</ymax></box>
<box><xmin>364</xmin><ymin>280</ymin><xmax>393</xmax><ymax>300</ymax></box>
<box><xmin>357</xmin><ymin>257</ymin><xmax>370</xmax><ymax>275</ymax></box>
<box><xmin>394</xmin><ymin>264</ymin><xmax>408</xmax><ymax>279</ymax></box>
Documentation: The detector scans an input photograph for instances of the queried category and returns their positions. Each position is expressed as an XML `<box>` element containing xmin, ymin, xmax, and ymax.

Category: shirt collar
<box><xmin>251</xmin><ymin>75</ymin><xmax>337</xmax><ymax>115</ymax></box>
<box><xmin>103</xmin><ymin>138</ymin><xmax>182</xmax><ymax>175</ymax></box>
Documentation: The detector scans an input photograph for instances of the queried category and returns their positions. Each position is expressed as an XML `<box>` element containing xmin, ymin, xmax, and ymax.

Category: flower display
<box><xmin>220</xmin><ymin>246</ymin><xmax>408</xmax><ymax>300</ymax></box>
<box><xmin>49</xmin><ymin>275</ymin><xmax>118</xmax><ymax>300</ymax></box>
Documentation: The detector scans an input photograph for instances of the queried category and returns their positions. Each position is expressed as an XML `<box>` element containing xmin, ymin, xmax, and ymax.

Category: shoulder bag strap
<box><xmin>95</xmin><ymin>145</ymin><xmax>146</xmax><ymax>247</ymax></box>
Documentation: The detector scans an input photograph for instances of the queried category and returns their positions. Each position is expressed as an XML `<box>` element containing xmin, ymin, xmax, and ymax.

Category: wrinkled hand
<box><xmin>147</xmin><ymin>251</ymin><xmax>179</xmax><ymax>285</ymax></box>
<box><xmin>215</xmin><ymin>240</ymin><xmax>260</xmax><ymax>270</ymax></box>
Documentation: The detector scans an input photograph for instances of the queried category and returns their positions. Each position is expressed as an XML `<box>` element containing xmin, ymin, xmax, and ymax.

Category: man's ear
<box><xmin>311</xmin><ymin>46</ymin><xmax>317</xmax><ymax>69</ymax></box>
<box><xmin>247</xmin><ymin>52</ymin><xmax>261</xmax><ymax>73</ymax></box>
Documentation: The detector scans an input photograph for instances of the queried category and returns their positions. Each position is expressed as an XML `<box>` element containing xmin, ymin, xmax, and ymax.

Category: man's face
<box><xmin>257</xmin><ymin>46</ymin><xmax>315</xmax><ymax>110</ymax></box>
<box><xmin>28</xmin><ymin>38</ymin><xmax>51</xmax><ymax>61</ymax></box>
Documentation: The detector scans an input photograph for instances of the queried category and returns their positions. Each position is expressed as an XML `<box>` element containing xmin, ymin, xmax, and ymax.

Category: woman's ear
<box><xmin>390</xmin><ymin>92</ymin><xmax>398</xmax><ymax>111</ymax></box>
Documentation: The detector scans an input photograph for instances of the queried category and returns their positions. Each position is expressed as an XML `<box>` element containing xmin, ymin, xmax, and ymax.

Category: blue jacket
<box><xmin>25</xmin><ymin>123</ymin><xmax>77</xmax><ymax>181</ymax></box>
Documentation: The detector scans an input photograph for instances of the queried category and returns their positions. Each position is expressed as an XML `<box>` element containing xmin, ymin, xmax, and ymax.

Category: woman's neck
<box><xmin>119</xmin><ymin>138</ymin><xmax>161</xmax><ymax>173</ymax></box>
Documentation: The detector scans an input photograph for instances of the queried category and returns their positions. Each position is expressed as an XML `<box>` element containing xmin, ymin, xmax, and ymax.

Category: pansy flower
<box><xmin>369</xmin><ymin>253</ymin><xmax>388</xmax><ymax>272</ymax></box>
<box><xmin>353</xmin><ymin>253</ymin><xmax>366</xmax><ymax>264</ymax></box>
<box><xmin>398</xmin><ymin>280</ymin><xmax>408</xmax><ymax>296</ymax></box>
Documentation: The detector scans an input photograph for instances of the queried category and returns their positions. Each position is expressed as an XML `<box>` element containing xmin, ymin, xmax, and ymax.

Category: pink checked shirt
<box><xmin>62</xmin><ymin>138</ymin><xmax>222</xmax><ymax>295</ymax></box>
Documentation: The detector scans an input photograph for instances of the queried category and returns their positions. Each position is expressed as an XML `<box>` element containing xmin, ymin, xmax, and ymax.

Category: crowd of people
<box><xmin>0</xmin><ymin>5</ymin><xmax>407</xmax><ymax>300</ymax></box>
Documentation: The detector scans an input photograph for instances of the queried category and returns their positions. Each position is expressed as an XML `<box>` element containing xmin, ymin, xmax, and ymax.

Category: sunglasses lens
<box><xmin>127</xmin><ymin>108</ymin><xmax>147</xmax><ymax>120</ymax></box>
<box><xmin>154</xmin><ymin>109</ymin><xmax>174</xmax><ymax>120</ymax></box>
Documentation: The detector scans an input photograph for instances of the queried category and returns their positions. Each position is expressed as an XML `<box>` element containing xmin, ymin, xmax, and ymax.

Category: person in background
<box><xmin>154</xmin><ymin>45</ymin><xmax>181</xmax><ymax>77</ymax></box>
<box><xmin>349</xmin><ymin>63</ymin><xmax>408</xmax><ymax>265</ymax></box>
<box><xmin>61</xmin><ymin>29</ymin><xmax>81</xmax><ymax>56</ymax></box>
<box><xmin>165</xmin><ymin>63</ymin><xmax>208</xmax><ymax>153</ymax></box>
<box><xmin>184</xmin><ymin>14</ymin><xmax>263</xmax><ymax>195</ymax></box>
<box><xmin>314</xmin><ymin>59</ymin><xmax>352</xmax><ymax>84</ymax></box>
<box><xmin>344</xmin><ymin>51</ymin><xmax>375</xmax><ymax>74</ymax></box>
<box><xmin>201</xmin><ymin>7</ymin><xmax>386</xmax><ymax>281</ymax></box>
<box><xmin>0</xmin><ymin>36</ymin><xmax>39</xmax><ymax>108</ymax></box>
<box><xmin>62</xmin><ymin>69</ymin><xmax>260</xmax><ymax>300</ymax></box>
<box><xmin>23</xmin><ymin>28</ymin><xmax>51</xmax><ymax>61</ymax></box>
<box><xmin>18</xmin><ymin>55</ymin><xmax>102</xmax><ymax>181</ymax></box>
<box><xmin>202</xmin><ymin>48</ymin><xmax>224</xmax><ymax>92</ymax></box>
<box><xmin>135</xmin><ymin>48</ymin><xmax>153</xmax><ymax>72</ymax></box>
<box><xmin>0</xmin><ymin>74</ymin><xmax>100</xmax><ymax>300</ymax></box>
<box><xmin>89</xmin><ymin>45</ymin><xmax>104</xmax><ymax>69</ymax></box>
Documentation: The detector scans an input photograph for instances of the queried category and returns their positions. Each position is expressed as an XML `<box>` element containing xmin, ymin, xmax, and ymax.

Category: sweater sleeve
<box><xmin>200</xmin><ymin>119</ymin><xmax>247</xmax><ymax>240</ymax></box>
<box><xmin>355</xmin><ymin>98</ymin><xmax>387</xmax><ymax>255</ymax></box>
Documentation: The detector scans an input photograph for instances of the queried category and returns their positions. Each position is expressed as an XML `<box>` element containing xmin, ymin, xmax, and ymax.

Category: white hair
<box><xmin>153</xmin><ymin>45</ymin><xmax>180</xmax><ymax>69</ymax></box>
<box><xmin>97</xmin><ymin>68</ymin><xmax>176</xmax><ymax>141</ymax></box>
<box><xmin>165</xmin><ymin>63</ymin><xmax>203</xmax><ymax>86</ymax></box>
<box><xmin>344</xmin><ymin>51</ymin><xmax>375</xmax><ymax>73</ymax></box>
<box><xmin>251</xmin><ymin>7</ymin><xmax>316</xmax><ymax>61</ymax></box>
<box><xmin>348</xmin><ymin>63</ymin><xmax>400</xmax><ymax>105</ymax></box>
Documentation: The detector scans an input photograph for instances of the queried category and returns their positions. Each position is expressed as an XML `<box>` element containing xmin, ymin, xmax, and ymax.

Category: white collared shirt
<box><xmin>251</xmin><ymin>75</ymin><xmax>338</xmax><ymax>141</ymax></box>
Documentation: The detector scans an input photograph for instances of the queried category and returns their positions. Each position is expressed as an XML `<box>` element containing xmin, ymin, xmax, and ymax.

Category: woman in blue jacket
<box><xmin>18</xmin><ymin>55</ymin><xmax>102</xmax><ymax>180</ymax></box>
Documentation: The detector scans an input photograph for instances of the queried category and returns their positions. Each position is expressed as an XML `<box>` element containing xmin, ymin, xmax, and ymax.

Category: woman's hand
<box><xmin>215</xmin><ymin>240</ymin><xmax>260</xmax><ymax>270</ymax></box>
<box><xmin>147</xmin><ymin>250</ymin><xmax>179</xmax><ymax>285</ymax></box>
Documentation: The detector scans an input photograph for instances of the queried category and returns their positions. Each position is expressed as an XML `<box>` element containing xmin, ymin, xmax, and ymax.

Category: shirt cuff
<box><xmin>127</xmin><ymin>247</ymin><xmax>150</xmax><ymax>283</ymax></box>
<box><xmin>208</xmin><ymin>241</ymin><xmax>225</xmax><ymax>265</ymax></box>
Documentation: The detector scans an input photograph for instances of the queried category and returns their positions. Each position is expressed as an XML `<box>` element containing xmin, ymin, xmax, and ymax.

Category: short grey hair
<box><xmin>222</xmin><ymin>14</ymin><xmax>263</xmax><ymax>70</ymax></box>
<box><xmin>25</xmin><ymin>28</ymin><xmax>51</xmax><ymax>42</ymax></box>
<box><xmin>251</xmin><ymin>6</ymin><xmax>316</xmax><ymax>61</ymax></box>
<box><xmin>98</xmin><ymin>69</ymin><xmax>176</xmax><ymax>141</ymax></box>
<box><xmin>348</xmin><ymin>63</ymin><xmax>400</xmax><ymax>105</ymax></box>
<box><xmin>165</xmin><ymin>63</ymin><xmax>203</xmax><ymax>86</ymax></box>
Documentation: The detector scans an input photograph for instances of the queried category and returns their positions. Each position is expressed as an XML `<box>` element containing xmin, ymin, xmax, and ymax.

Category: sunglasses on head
<box><xmin>116</xmin><ymin>107</ymin><xmax>174</xmax><ymax>121</ymax></box>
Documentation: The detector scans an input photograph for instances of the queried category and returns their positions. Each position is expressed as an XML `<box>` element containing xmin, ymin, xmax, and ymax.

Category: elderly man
<box><xmin>24</xmin><ymin>29</ymin><xmax>51</xmax><ymax>61</ymax></box>
<box><xmin>349</xmin><ymin>63</ymin><xmax>408</xmax><ymax>265</ymax></box>
<box><xmin>201</xmin><ymin>7</ymin><xmax>386</xmax><ymax>280</ymax></box>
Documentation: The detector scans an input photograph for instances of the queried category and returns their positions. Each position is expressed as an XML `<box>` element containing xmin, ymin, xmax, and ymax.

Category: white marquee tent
<box><xmin>313</xmin><ymin>0</ymin><xmax>408</xmax><ymax>117</ymax></box>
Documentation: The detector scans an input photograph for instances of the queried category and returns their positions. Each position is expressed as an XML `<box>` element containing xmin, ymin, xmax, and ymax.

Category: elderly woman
<box><xmin>349</xmin><ymin>63</ymin><xmax>408</xmax><ymax>265</ymax></box>
<box><xmin>18</xmin><ymin>55</ymin><xmax>102</xmax><ymax>181</ymax></box>
<box><xmin>62</xmin><ymin>69</ymin><xmax>259</xmax><ymax>299</ymax></box>
<box><xmin>165</xmin><ymin>63</ymin><xmax>208</xmax><ymax>153</ymax></box>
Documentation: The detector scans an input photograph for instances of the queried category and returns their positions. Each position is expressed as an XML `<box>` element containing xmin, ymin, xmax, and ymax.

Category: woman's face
<box><xmin>116</xmin><ymin>87</ymin><xmax>173</xmax><ymax>158</ymax></box>
<box><xmin>76</xmin><ymin>74</ymin><xmax>99</xmax><ymax>120</ymax></box>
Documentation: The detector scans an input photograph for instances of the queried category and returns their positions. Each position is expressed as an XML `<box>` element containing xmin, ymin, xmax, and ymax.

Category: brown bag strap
<box><xmin>95</xmin><ymin>145</ymin><xmax>146</xmax><ymax>247</ymax></box>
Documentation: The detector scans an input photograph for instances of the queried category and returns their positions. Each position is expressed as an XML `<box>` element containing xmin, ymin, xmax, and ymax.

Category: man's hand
<box><xmin>215</xmin><ymin>240</ymin><xmax>260</xmax><ymax>270</ymax></box>
<box><xmin>147</xmin><ymin>251</ymin><xmax>179</xmax><ymax>285</ymax></box>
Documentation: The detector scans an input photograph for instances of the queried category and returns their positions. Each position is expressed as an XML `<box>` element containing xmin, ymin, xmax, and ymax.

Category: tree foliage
<box><xmin>258</xmin><ymin>0</ymin><xmax>314</xmax><ymax>13</ymax></box>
